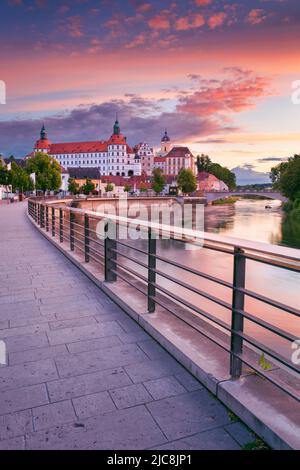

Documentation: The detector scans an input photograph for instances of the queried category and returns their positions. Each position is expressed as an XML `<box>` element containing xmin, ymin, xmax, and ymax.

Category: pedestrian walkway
<box><xmin>0</xmin><ymin>202</ymin><xmax>254</xmax><ymax>450</ymax></box>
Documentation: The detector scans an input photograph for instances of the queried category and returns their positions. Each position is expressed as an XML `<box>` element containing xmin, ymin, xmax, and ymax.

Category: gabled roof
<box><xmin>50</xmin><ymin>141</ymin><xmax>107</xmax><ymax>154</ymax></box>
<box><xmin>67</xmin><ymin>167</ymin><xmax>100</xmax><ymax>179</ymax></box>
<box><xmin>166</xmin><ymin>147</ymin><xmax>194</xmax><ymax>158</ymax></box>
<box><xmin>4</xmin><ymin>158</ymin><xmax>26</xmax><ymax>168</ymax></box>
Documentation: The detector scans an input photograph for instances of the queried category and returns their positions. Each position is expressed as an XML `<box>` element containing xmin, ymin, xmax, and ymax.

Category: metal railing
<box><xmin>28</xmin><ymin>199</ymin><xmax>300</xmax><ymax>402</ymax></box>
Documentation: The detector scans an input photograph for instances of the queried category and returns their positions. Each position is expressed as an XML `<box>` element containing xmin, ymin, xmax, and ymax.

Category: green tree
<box><xmin>139</xmin><ymin>183</ymin><xmax>148</xmax><ymax>193</ymax></box>
<box><xmin>151</xmin><ymin>168</ymin><xmax>166</xmax><ymax>194</ymax></box>
<box><xmin>123</xmin><ymin>184</ymin><xmax>132</xmax><ymax>192</ymax></box>
<box><xmin>10</xmin><ymin>162</ymin><xmax>33</xmax><ymax>193</ymax></box>
<box><xmin>0</xmin><ymin>163</ymin><xmax>12</xmax><ymax>194</ymax></box>
<box><xmin>210</xmin><ymin>163</ymin><xmax>236</xmax><ymax>190</ymax></box>
<box><xmin>68</xmin><ymin>178</ymin><xmax>79</xmax><ymax>195</ymax></box>
<box><xmin>271</xmin><ymin>155</ymin><xmax>300</xmax><ymax>201</ymax></box>
<box><xmin>271</xmin><ymin>155</ymin><xmax>300</xmax><ymax>217</ymax></box>
<box><xmin>177</xmin><ymin>168</ymin><xmax>197</xmax><ymax>195</ymax></box>
<box><xmin>196</xmin><ymin>154</ymin><xmax>212</xmax><ymax>173</ymax></box>
<box><xmin>81</xmin><ymin>178</ymin><xmax>95</xmax><ymax>195</ymax></box>
<box><xmin>25</xmin><ymin>152</ymin><xmax>61</xmax><ymax>192</ymax></box>
<box><xmin>195</xmin><ymin>154</ymin><xmax>236</xmax><ymax>189</ymax></box>
<box><xmin>105</xmin><ymin>183</ymin><xmax>114</xmax><ymax>193</ymax></box>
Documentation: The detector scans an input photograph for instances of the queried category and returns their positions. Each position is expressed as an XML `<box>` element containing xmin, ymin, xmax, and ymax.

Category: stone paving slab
<box><xmin>0</xmin><ymin>203</ymin><xmax>254</xmax><ymax>449</ymax></box>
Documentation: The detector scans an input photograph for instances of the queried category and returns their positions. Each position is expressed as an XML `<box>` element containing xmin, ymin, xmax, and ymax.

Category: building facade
<box><xmin>31</xmin><ymin>122</ymin><xmax>196</xmax><ymax>179</ymax></box>
<box><xmin>33</xmin><ymin>119</ymin><xmax>142</xmax><ymax>177</ymax></box>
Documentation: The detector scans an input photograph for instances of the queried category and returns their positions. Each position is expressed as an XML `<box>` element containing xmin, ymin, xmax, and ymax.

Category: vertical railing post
<box><xmin>40</xmin><ymin>204</ymin><xmax>44</xmax><ymax>228</ymax></box>
<box><xmin>230</xmin><ymin>247</ymin><xmax>246</xmax><ymax>379</ymax></box>
<box><xmin>59</xmin><ymin>208</ymin><xmax>63</xmax><ymax>243</ymax></box>
<box><xmin>51</xmin><ymin>207</ymin><xmax>55</xmax><ymax>237</ymax></box>
<box><xmin>84</xmin><ymin>214</ymin><xmax>90</xmax><ymax>262</ymax></box>
<box><xmin>70</xmin><ymin>212</ymin><xmax>75</xmax><ymax>251</ymax></box>
<box><xmin>46</xmin><ymin>205</ymin><xmax>49</xmax><ymax>232</ymax></box>
<box><xmin>37</xmin><ymin>203</ymin><xmax>40</xmax><ymax>225</ymax></box>
<box><xmin>104</xmin><ymin>221</ymin><xmax>117</xmax><ymax>282</ymax></box>
<box><xmin>148</xmin><ymin>227</ymin><xmax>156</xmax><ymax>313</ymax></box>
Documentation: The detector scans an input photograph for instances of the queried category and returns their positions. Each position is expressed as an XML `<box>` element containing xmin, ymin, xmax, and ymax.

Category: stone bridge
<box><xmin>204</xmin><ymin>190</ymin><xmax>288</xmax><ymax>203</ymax></box>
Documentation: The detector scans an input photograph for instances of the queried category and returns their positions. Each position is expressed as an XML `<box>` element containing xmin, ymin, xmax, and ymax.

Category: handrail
<box><xmin>27</xmin><ymin>198</ymin><xmax>300</xmax><ymax>404</ymax></box>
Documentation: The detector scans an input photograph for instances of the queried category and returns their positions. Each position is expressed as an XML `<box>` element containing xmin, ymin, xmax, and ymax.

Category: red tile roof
<box><xmin>49</xmin><ymin>141</ymin><xmax>107</xmax><ymax>154</ymax></box>
<box><xmin>166</xmin><ymin>147</ymin><xmax>194</xmax><ymax>158</ymax></box>
<box><xmin>107</xmin><ymin>134</ymin><xmax>127</xmax><ymax>145</ymax></box>
<box><xmin>154</xmin><ymin>156</ymin><xmax>166</xmax><ymax>163</ymax></box>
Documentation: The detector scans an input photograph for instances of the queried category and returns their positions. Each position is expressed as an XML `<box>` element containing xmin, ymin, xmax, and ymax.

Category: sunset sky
<box><xmin>1</xmin><ymin>0</ymin><xmax>300</xmax><ymax>177</ymax></box>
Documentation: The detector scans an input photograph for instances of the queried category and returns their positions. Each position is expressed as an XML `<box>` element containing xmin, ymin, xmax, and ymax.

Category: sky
<box><xmin>0</xmin><ymin>0</ymin><xmax>300</xmax><ymax>177</ymax></box>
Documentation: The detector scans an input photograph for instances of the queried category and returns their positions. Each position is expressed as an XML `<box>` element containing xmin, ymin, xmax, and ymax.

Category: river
<box><xmin>83</xmin><ymin>196</ymin><xmax>299</xmax><ymax>361</ymax></box>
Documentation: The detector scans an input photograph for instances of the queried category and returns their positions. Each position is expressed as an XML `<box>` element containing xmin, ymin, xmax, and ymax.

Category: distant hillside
<box><xmin>231</xmin><ymin>166</ymin><xmax>271</xmax><ymax>186</ymax></box>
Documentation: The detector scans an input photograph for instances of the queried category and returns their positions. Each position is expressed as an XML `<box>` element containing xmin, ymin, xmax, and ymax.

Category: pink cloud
<box><xmin>148</xmin><ymin>15</ymin><xmax>170</xmax><ymax>30</ymax></box>
<box><xmin>67</xmin><ymin>16</ymin><xmax>84</xmax><ymax>38</ymax></box>
<box><xmin>175</xmin><ymin>13</ymin><xmax>205</xmax><ymax>31</ymax></box>
<box><xmin>194</xmin><ymin>0</ymin><xmax>212</xmax><ymax>5</ymax></box>
<box><xmin>136</xmin><ymin>3</ymin><xmax>152</xmax><ymax>13</ymax></box>
<box><xmin>247</xmin><ymin>9</ymin><xmax>267</xmax><ymax>25</ymax></box>
<box><xmin>207</xmin><ymin>12</ymin><xmax>227</xmax><ymax>29</ymax></box>
<box><xmin>178</xmin><ymin>69</ymin><xmax>270</xmax><ymax>116</ymax></box>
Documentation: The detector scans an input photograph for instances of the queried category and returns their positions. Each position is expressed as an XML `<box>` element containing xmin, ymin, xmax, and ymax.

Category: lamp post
<box><xmin>98</xmin><ymin>168</ymin><xmax>101</xmax><ymax>197</ymax></box>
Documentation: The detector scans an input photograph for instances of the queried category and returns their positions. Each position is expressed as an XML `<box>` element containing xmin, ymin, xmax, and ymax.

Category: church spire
<box><xmin>113</xmin><ymin>115</ymin><xmax>120</xmax><ymax>135</ymax></box>
<box><xmin>40</xmin><ymin>123</ymin><xmax>47</xmax><ymax>141</ymax></box>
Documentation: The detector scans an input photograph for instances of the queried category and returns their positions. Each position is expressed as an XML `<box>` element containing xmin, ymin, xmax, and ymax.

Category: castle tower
<box><xmin>33</xmin><ymin>124</ymin><xmax>51</xmax><ymax>154</ymax></box>
<box><xmin>161</xmin><ymin>129</ymin><xmax>171</xmax><ymax>154</ymax></box>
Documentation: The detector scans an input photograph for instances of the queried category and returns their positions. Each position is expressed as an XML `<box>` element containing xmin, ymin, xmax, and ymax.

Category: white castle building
<box><xmin>30</xmin><ymin>121</ymin><xmax>196</xmax><ymax>177</ymax></box>
<box><xmin>32</xmin><ymin>119</ymin><xmax>142</xmax><ymax>177</ymax></box>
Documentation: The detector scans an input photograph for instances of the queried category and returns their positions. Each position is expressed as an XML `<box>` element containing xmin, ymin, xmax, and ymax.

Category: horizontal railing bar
<box><xmin>238</xmin><ymin>330</ymin><xmax>300</xmax><ymax>375</ymax></box>
<box><xmin>235</xmin><ymin>308</ymin><xmax>298</xmax><ymax>343</ymax></box>
<box><xmin>151</xmin><ymin>293</ymin><xmax>300</xmax><ymax>402</ymax></box>
<box><xmin>153</xmin><ymin>267</ymin><xmax>232</xmax><ymax>310</ymax></box>
<box><xmin>89</xmin><ymin>245</ymin><xmax>104</xmax><ymax>259</ymax></box>
<box><xmin>238</xmin><ymin>287</ymin><xmax>300</xmax><ymax>318</ymax></box>
<box><xmin>115</xmin><ymin>239</ymin><xmax>148</xmax><ymax>256</ymax></box>
<box><xmin>151</xmin><ymin>280</ymin><xmax>231</xmax><ymax>333</ymax></box>
<box><xmin>87</xmin><ymin>250</ymin><xmax>104</xmax><ymax>265</ymax></box>
<box><xmin>110</xmin><ymin>248</ymin><xmax>149</xmax><ymax>270</ymax></box>
<box><xmin>154</xmin><ymin>253</ymin><xmax>233</xmax><ymax>289</ymax></box>
<box><xmin>244</xmin><ymin>253</ymin><xmax>300</xmax><ymax>273</ymax></box>
<box><xmin>110</xmin><ymin>267</ymin><xmax>148</xmax><ymax>296</ymax></box>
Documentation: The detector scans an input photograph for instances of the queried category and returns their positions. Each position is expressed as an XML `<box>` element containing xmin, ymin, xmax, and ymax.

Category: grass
<box><xmin>243</xmin><ymin>439</ymin><xmax>269</xmax><ymax>451</ymax></box>
<box><xmin>212</xmin><ymin>196</ymin><xmax>239</xmax><ymax>205</ymax></box>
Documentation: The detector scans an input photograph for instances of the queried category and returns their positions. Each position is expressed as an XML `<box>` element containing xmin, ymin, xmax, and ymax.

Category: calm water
<box><xmin>153</xmin><ymin>199</ymin><xmax>300</xmax><ymax>359</ymax></box>
<box><xmin>204</xmin><ymin>198</ymin><xmax>300</xmax><ymax>249</ymax></box>
<box><xmin>86</xmin><ymin>197</ymin><xmax>300</xmax><ymax>360</ymax></box>
<box><xmin>119</xmin><ymin>198</ymin><xmax>300</xmax><ymax>359</ymax></box>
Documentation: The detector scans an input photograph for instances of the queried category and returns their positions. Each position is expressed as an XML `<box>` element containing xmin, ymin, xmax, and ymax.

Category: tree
<box><xmin>177</xmin><ymin>168</ymin><xmax>197</xmax><ymax>195</ymax></box>
<box><xmin>25</xmin><ymin>152</ymin><xmax>61</xmax><ymax>192</ymax></box>
<box><xmin>105</xmin><ymin>183</ymin><xmax>114</xmax><ymax>193</ymax></box>
<box><xmin>196</xmin><ymin>154</ymin><xmax>212</xmax><ymax>173</ymax></box>
<box><xmin>210</xmin><ymin>163</ymin><xmax>236</xmax><ymax>190</ymax></box>
<box><xmin>139</xmin><ymin>183</ymin><xmax>148</xmax><ymax>193</ymax></box>
<box><xmin>271</xmin><ymin>155</ymin><xmax>300</xmax><ymax>201</ymax></box>
<box><xmin>81</xmin><ymin>178</ymin><xmax>95</xmax><ymax>195</ymax></box>
<box><xmin>151</xmin><ymin>168</ymin><xmax>166</xmax><ymax>194</ymax></box>
<box><xmin>195</xmin><ymin>154</ymin><xmax>236</xmax><ymax>190</ymax></box>
<box><xmin>68</xmin><ymin>178</ymin><xmax>79</xmax><ymax>195</ymax></box>
<box><xmin>10</xmin><ymin>162</ymin><xmax>33</xmax><ymax>193</ymax></box>
<box><xmin>123</xmin><ymin>184</ymin><xmax>132</xmax><ymax>192</ymax></box>
<box><xmin>0</xmin><ymin>163</ymin><xmax>12</xmax><ymax>196</ymax></box>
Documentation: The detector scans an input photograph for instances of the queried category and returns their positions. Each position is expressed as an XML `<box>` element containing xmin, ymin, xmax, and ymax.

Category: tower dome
<box><xmin>161</xmin><ymin>130</ymin><xmax>170</xmax><ymax>142</ymax></box>
<box><xmin>160</xmin><ymin>129</ymin><xmax>171</xmax><ymax>155</ymax></box>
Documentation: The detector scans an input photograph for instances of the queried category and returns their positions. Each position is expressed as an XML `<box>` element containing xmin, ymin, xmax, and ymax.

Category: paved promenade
<box><xmin>0</xmin><ymin>202</ymin><xmax>254</xmax><ymax>450</ymax></box>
